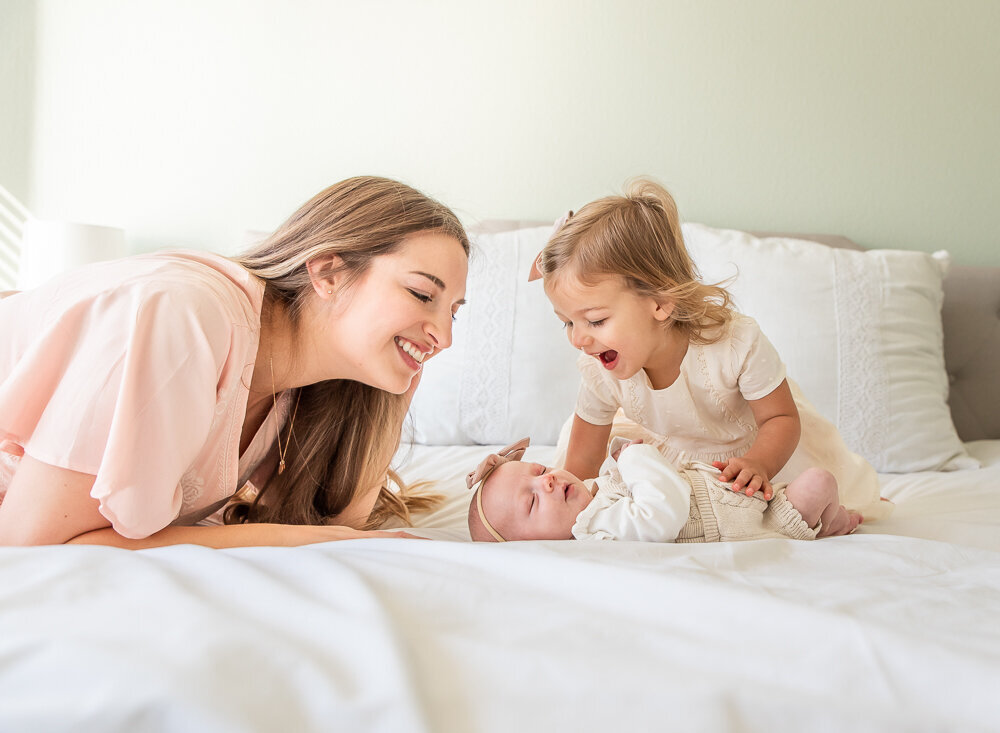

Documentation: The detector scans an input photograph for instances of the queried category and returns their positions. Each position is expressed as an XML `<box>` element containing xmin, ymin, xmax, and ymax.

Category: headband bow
<box><xmin>467</xmin><ymin>437</ymin><xmax>531</xmax><ymax>542</ymax></box>
<box><xmin>527</xmin><ymin>210</ymin><xmax>574</xmax><ymax>282</ymax></box>
<box><xmin>552</xmin><ymin>209</ymin><xmax>574</xmax><ymax>232</ymax></box>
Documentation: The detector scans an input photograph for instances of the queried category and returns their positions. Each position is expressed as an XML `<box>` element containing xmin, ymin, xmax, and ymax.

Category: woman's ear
<box><xmin>652</xmin><ymin>298</ymin><xmax>675</xmax><ymax>322</ymax></box>
<box><xmin>306</xmin><ymin>255</ymin><xmax>344</xmax><ymax>300</ymax></box>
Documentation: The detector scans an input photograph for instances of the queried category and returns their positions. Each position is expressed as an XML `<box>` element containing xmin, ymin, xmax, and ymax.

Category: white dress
<box><xmin>571</xmin><ymin>315</ymin><xmax>889</xmax><ymax>520</ymax></box>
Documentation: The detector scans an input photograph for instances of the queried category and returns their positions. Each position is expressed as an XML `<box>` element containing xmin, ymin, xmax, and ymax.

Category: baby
<box><xmin>466</xmin><ymin>438</ymin><xmax>862</xmax><ymax>543</ymax></box>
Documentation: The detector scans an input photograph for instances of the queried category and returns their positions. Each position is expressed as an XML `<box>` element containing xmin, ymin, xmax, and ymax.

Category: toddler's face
<box><xmin>544</xmin><ymin>273</ymin><xmax>673</xmax><ymax>383</ymax></box>
<box><xmin>481</xmin><ymin>461</ymin><xmax>594</xmax><ymax>540</ymax></box>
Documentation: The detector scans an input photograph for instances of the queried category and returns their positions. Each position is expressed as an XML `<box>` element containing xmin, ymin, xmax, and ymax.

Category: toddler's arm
<box><xmin>714</xmin><ymin>379</ymin><xmax>800</xmax><ymax>500</ymax></box>
<box><xmin>564</xmin><ymin>414</ymin><xmax>613</xmax><ymax>480</ymax></box>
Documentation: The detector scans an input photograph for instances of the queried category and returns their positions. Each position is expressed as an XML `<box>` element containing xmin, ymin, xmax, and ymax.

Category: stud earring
<box><xmin>327</xmin><ymin>289</ymin><xmax>333</xmax><ymax>294</ymax></box>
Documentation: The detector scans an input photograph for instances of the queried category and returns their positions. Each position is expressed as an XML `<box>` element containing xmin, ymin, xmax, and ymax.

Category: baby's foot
<box><xmin>846</xmin><ymin>511</ymin><xmax>863</xmax><ymax>534</ymax></box>
<box><xmin>817</xmin><ymin>507</ymin><xmax>863</xmax><ymax>538</ymax></box>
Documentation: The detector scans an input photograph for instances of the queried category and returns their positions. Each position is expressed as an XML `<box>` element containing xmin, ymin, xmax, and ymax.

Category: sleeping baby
<box><xmin>466</xmin><ymin>438</ymin><xmax>862</xmax><ymax>543</ymax></box>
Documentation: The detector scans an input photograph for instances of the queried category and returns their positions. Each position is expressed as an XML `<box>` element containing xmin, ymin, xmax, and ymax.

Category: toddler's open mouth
<box><xmin>599</xmin><ymin>350</ymin><xmax>619</xmax><ymax>369</ymax></box>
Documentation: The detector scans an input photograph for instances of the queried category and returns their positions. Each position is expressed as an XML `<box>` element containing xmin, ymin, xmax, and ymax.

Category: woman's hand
<box><xmin>712</xmin><ymin>457</ymin><xmax>774</xmax><ymax>500</ymax></box>
<box><xmin>290</xmin><ymin>525</ymin><xmax>427</xmax><ymax>544</ymax></box>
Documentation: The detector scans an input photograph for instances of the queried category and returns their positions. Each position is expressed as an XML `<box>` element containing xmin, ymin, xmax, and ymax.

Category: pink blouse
<box><xmin>0</xmin><ymin>251</ymin><xmax>271</xmax><ymax>539</ymax></box>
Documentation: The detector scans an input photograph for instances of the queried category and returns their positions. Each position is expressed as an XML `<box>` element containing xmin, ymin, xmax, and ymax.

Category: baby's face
<box><xmin>481</xmin><ymin>461</ymin><xmax>594</xmax><ymax>540</ymax></box>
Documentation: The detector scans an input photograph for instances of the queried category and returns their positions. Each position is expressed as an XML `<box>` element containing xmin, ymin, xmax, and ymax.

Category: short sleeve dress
<box><xmin>0</xmin><ymin>250</ymin><xmax>279</xmax><ymax>538</ymax></box>
<box><xmin>572</xmin><ymin>314</ymin><xmax>888</xmax><ymax>519</ymax></box>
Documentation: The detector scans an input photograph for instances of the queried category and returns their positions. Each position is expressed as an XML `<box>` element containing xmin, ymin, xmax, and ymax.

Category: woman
<box><xmin>0</xmin><ymin>176</ymin><xmax>469</xmax><ymax>548</ymax></box>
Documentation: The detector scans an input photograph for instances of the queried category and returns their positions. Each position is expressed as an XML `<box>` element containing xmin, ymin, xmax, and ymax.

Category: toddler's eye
<box><xmin>588</xmin><ymin>318</ymin><xmax>606</xmax><ymax>327</ymax></box>
<box><xmin>407</xmin><ymin>289</ymin><xmax>432</xmax><ymax>303</ymax></box>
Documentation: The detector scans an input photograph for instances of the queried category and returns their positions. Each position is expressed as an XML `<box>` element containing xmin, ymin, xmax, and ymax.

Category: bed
<box><xmin>1</xmin><ymin>223</ymin><xmax>998</xmax><ymax>732</ymax></box>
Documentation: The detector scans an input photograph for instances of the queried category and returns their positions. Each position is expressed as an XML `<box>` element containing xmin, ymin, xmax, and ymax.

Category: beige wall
<box><xmin>0</xmin><ymin>0</ymin><xmax>35</xmax><ymax>203</ymax></box>
<box><xmin>9</xmin><ymin>0</ymin><xmax>1000</xmax><ymax>264</ymax></box>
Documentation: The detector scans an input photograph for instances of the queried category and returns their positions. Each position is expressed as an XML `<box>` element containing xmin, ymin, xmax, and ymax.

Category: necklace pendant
<box><xmin>278</xmin><ymin>459</ymin><xmax>286</xmax><ymax>475</ymax></box>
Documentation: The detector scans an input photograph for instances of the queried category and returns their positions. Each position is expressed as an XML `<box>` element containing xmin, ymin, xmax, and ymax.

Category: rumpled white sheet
<box><xmin>1</xmin><ymin>441</ymin><xmax>999</xmax><ymax>732</ymax></box>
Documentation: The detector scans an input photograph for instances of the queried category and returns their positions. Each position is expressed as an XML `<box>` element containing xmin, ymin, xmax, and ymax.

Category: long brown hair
<box><xmin>539</xmin><ymin>178</ymin><xmax>732</xmax><ymax>345</ymax></box>
<box><xmin>229</xmin><ymin>176</ymin><xmax>469</xmax><ymax>528</ymax></box>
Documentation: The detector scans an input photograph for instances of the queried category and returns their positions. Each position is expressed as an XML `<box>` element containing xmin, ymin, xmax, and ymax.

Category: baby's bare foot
<box><xmin>846</xmin><ymin>511</ymin><xmax>863</xmax><ymax>533</ymax></box>
<box><xmin>818</xmin><ymin>506</ymin><xmax>862</xmax><ymax>538</ymax></box>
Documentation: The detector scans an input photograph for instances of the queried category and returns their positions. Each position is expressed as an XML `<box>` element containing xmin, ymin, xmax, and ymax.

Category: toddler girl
<box><xmin>529</xmin><ymin>179</ymin><xmax>887</xmax><ymax>519</ymax></box>
<box><xmin>466</xmin><ymin>438</ymin><xmax>861</xmax><ymax>543</ymax></box>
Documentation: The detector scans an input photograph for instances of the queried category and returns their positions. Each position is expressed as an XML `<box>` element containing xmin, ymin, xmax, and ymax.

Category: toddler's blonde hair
<box><xmin>539</xmin><ymin>178</ymin><xmax>733</xmax><ymax>344</ymax></box>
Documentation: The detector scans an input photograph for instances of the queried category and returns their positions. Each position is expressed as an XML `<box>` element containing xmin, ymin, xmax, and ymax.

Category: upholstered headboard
<box><xmin>932</xmin><ymin>264</ymin><xmax>1000</xmax><ymax>440</ymax></box>
<box><xmin>472</xmin><ymin>222</ymin><xmax>1000</xmax><ymax>442</ymax></box>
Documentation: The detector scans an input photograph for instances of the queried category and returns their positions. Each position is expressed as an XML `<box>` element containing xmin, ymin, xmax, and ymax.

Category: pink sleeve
<box><xmin>2</xmin><ymin>282</ymin><xmax>235</xmax><ymax>538</ymax></box>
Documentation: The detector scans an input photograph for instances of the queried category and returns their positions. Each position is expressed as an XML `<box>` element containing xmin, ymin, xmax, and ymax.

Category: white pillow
<box><xmin>682</xmin><ymin>223</ymin><xmax>979</xmax><ymax>473</ymax></box>
<box><xmin>406</xmin><ymin>225</ymin><xmax>580</xmax><ymax>445</ymax></box>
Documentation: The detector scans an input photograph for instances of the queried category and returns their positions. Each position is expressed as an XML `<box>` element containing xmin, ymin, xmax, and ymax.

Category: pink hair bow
<box><xmin>467</xmin><ymin>437</ymin><xmax>531</xmax><ymax>543</ymax></box>
<box><xmin>466</xmin><ymin>437</ymin><xmax>531</xmax><ymax>491</ymax></box>
<box><xmin>553</xmin><ymin>209</ymin><xmax>574</xmax><ymax>231</ymax></box>
<box><xmin>527</xmin><ymin>210</ymin><xmax>574</xmax><ymax>283</ymax></box>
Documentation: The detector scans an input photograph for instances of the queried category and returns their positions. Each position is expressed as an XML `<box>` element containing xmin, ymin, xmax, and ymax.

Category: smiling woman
<box><xmin>0</xmin><ymin>176</ymin><xmax>470</xmax><ymax>548</ymax></box>
<box><xmin>302</xmin><ymin>231</ymin><xmax>468</xmax><ymax>396</ymax></box>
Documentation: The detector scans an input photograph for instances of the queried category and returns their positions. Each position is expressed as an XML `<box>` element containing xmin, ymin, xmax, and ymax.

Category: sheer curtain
<box><xmin>0</xmin><ymin>185</ymin><xmax>29</xmax><ymax>291</ymax></box>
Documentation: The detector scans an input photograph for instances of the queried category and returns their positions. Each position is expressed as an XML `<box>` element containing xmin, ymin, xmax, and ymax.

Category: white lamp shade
<box><xmin>17</xmin><ymin>220</ymin><xmax>127</xmax><ymax>290</ymax></box>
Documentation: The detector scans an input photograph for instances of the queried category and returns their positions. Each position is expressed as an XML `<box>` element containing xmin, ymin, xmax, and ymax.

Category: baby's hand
<box><xmin>611</xmin><ymin>438</ymin><xmax>643</xmax><ymax>461</ymax></box>
<box><xmin>711</xmin><ymin>457</ymin><xmax>773</xmax><ymax>501</ymax></box>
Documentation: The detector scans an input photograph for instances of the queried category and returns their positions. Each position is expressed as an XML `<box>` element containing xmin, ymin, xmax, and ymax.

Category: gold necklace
<box><xmin>269</xmin><ymin>355</ymin><xmax>302</xmax><ymax>475</ymax></box>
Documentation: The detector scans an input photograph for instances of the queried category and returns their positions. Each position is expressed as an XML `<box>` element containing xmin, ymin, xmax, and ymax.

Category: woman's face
<box><xmin>315</xmin><ymin>232</ymin><xmax>468</xmax><ymax>394</ymax></box>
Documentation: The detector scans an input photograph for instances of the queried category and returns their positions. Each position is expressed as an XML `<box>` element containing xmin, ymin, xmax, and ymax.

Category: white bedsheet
<box><xmin>2</xmin><ymin>441</ymin><xmax>999</xmax><ymax>732</ymax></box>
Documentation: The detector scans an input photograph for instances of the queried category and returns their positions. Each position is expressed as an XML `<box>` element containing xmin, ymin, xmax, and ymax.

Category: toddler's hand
<box><xmin>711</xmin><ymin>458</ymin><xmax>773</xmax><ymax>500</ymax></box>
<box><xmin>611</xmin><ymin>438</ymin><xmax>643</xmax><ymax>461</ymax></box>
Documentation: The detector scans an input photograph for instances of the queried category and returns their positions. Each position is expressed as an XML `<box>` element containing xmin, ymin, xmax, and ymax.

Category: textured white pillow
<box><xmin>682</xmin><ymin>223</ymin><xmax>979</xmax><ymax>473</ymax></box>
<box><xmin>406</xmin><ymin>225</ymin><xmax>579</xmax><ymax>445</ymax></box>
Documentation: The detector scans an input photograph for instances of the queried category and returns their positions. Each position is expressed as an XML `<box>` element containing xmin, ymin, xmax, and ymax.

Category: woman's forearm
<box><xmin>68</xmin><ymin>524</ymin><xmax>280</xmax><ymax>549</ymax></box>
<box><xmin>67</xmin><ymin>522</ymin><xmax>403</xmax><ymax>549</ymax></box>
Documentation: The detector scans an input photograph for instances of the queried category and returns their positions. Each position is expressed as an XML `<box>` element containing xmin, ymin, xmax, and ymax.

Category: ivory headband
<box><xmin>466</xmin><ymin>437</ymin><xmax>531</xmax><ymax>543</ymax></box>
